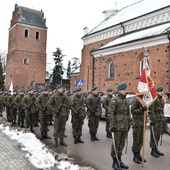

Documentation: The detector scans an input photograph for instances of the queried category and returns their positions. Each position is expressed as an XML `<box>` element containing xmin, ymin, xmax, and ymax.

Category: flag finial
<box><xmin>142</xmin><ymin>47</ymin><xmax>148</xmax><ymax>57</ymax></box>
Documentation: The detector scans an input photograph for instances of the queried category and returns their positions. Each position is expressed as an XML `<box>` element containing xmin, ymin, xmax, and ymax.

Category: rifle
<box><xmin>76</xmin><ymin>93</ymin><xmax>87</xmax><ymax>114</ymax></box>
<box><xmin>91</xmin><ymin>97</ymin><xmax>101</xmax><ymax>114</ymax></box>
<box><xmin>28</xmin><ymin>97</ymin><xmax>36</xmax><ymax>111</ymax></box>
<box><xmin>56</xmin><ymin>96</ymin><xmax>66</xmax><ymax>116</ymax></box>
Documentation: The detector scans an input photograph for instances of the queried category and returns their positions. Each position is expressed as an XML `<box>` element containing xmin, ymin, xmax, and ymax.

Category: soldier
<box><xmin>3</xmin><ymin>90</ymin><xmax>11</xmax><ymax>121</ymax></box>
<box><xmin>34</xmin><ymin>89</ymin><xmax>40</xmax><ymax>127</ymax></box>
<box><xmin>0</xmin><ymin>89</ymin><xmax>4</xmax><ymax>116</ymax></box>
<box><xmin>102</xmin><ymin>88</ymin><xmax>113</xmax><ymax>138</ymax></box>
<box><xmin>149</xmin><ymin>86</ymin><xmax>164</xmax><ymax>157</ymax></box>
<box><xmin>70</xmin><ymin>87</ymin><xmax>86</xmax><ymax>144</ymax></box>
<box><xmin>7</xmin><ymin>89</ymin><xmax>17</xmax><ymax>124</ymax></box>
<box><xmin>47</xmin><ymin>84</ymin><xmax>69</xmax><ymax>147</ymax></box>
<box><xmin>48</xmin><ymin>90</ymin><xmax>54</xmax><ymax>125</ymax></box>
<box><xmin>36</xmin><ymin>86</ymin><xmax>51</xmax><ymax>140</ymax></box>
<box><xmin>85</xmin><ymin>86</ymin><xmax>101</xmax><ymax>141</ymax></box>
<box><xmin>108</xmin><ymin>83</ymin><xmax>131</xmax><ymax>170</ymax></box>
<box><xmin>131</xmin><ymin>97</ymin><xmax>147</xmax><ymax>164</ymax></box>
<box><xmin>22</xmin><ymin>88</ymin><xmax>36</xmax><ymax>132</ymax></box>
<box><xmin>14</xmin><ymin>89</ymin><xmax>25</xmax><ymax>127</ymax></box>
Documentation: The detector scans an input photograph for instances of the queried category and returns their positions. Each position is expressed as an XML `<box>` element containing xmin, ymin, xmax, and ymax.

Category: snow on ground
<box><xmin>0</xmin><ymin>121</ymin><xmax>95</xmax><ymax>170</ymax></box>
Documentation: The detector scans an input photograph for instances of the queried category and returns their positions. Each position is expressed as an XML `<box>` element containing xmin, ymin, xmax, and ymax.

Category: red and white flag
<box><xmin>9</xmin><ymin>80</ymin><xmax>13</xmax><ymax>95</ymax></box>
<box><xmin>136</xmin><ymin>54</ymin><xmax>157</xmax><ymax>107</ymax></box>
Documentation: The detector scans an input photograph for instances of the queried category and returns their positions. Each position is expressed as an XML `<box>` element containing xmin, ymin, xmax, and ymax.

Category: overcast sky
<box><xmin>0</xmin><ymin>0</ymin><xmax>139</xmax><ymax>68</ymax></box>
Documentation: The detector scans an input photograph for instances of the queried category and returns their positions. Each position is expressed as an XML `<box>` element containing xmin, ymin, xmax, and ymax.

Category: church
<box><xmin>70</xmin><ymin>0</ymin><xmax>170</xmax><ymax>93</ymax></box>
<box><xmin>5</xmin><ymin>4</ymin><xmax>47</xmax><ymax>90</ymax></box>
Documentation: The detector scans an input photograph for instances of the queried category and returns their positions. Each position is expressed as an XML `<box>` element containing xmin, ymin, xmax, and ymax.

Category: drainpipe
<box><xmin>167</xmin><ymin>33</ymin><xmax>170</xmax><ymax>92</ymax></box>
<box><xmin>90</xmin><ymin>52</ymin><xmax>95</xmax><ymax>89</ymax></box>
<box><xmin>120</xmin><ymin>22</ymin><xmax>125</xmax><ymax>34</ymax></box>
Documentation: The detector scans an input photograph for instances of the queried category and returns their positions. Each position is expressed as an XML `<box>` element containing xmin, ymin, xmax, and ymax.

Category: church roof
<box><xmin>85</xmin><ymin>0</ymin><xmax>170</xmax><ymax>36</ymax></box>
<box><xmin>16</xmin><ymin>4</ymin><xmax>47</xmax><ymax>29</ymax></box>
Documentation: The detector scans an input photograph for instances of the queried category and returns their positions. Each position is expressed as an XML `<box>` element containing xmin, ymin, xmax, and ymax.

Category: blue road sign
<box><xmin>77</xmin><ymin>79</ymin><xmax>84</xmax><ymax>86</ymax></box>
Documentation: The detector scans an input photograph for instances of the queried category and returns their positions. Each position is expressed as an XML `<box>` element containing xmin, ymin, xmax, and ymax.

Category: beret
<box><xmin>75</xmin><ymin>87</ymin><xmax>82</xmax><ymax>92</ymax></box>
<box><xmin>56</xmin><ymin>84</ymin><xmax>63</xmax><ymax>89</ymax></box>
<box><xmin>43</xmin><ymin>86</ymin><xmax>48</xmax><ymax>91</ymax></box>
<box><xmin>107</xmin><ymin>88</ymin><xmax>113</xmax><ymax>92</ymax></box>
<box><xmin>117</xmin><ymin>83</ymin><xmax>127</xmax><ymax>91</ymax></box>
<box><xmin>19</xmin><ymin>89</ymin><xmax>24</xmax><ymax>92</ymax></box>
<box><xmin>156</xmin><ymin>86</ymin><xmax>164</xmax><ymax>92</ymax></box>
<box><xmin>91</xmin><ymin>86</ymin><xmax>98</xmax><ymax>91</ymax></box>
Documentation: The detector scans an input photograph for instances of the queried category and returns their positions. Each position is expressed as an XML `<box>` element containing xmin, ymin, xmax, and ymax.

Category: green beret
<box><xmin>107</xmin><ymin>88</ymin><xmax>113</xmax><ymax>92</ymax></box>
<box><xmin>56</xmin><ymin>84</ymin><xmax>63</xmax><ymax>89</ymax></box>
<box><xmin>76</xmin><ymin>87</ymin><xmax>81</xmax><ymax>92</ymax></box>
<box><xmin>117</xmin><ymin>83</ymin><xmax>127</xmax><ymax>91</ymax></box>
<box><xmin>156</xmin><ymin>86</ymin><xmax>164</xmax><ymax>92</ymax></box>
<box><xmin>19</xmin><ymin>89</ymin><xmax>24</xmax><ymax>92</ymax></box>
<box><xmin>43</xmin><ymin>86</ymin><xmax>48</xmax><ymax>91</ymax></box>
<box><xmin>91</xmin><ymin>86</ymin><xmax>98</xmax><ymax>91</ymax></box>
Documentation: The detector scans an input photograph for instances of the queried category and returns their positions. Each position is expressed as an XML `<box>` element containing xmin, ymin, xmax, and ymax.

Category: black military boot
<box><xmin>44</xmin><ymin>132</ymin><xmax>51</xmax><ymax>139</ymax></box>
<box><xmin>30</xmin><ymin>126</ymin><xmax>35</xmax><ymax>132</ymax></box>
<box><xmin>54</xmin><ymin>138</ymin><xmax>58</xmax><ymax>148</ymax></box>
<box><xmin>151</xmin><ymin>148</ymin><xmax>159</xmax><ymax>158</ymax></box>
<box><xmin>155</xmin><ymin>148</ymin><xmax>164</xmax><ymax>156</ymax></box>
<box><xmin>137</xmin><ymin>151</ymin><xmax>146</xmax><ymax>162</ymax></box>
<box><xmin>112</xmin><ymin>158</ymin><xmax>122</xmax><ymax>170</ymax></box>
<box><xmin>119</xmin><ymin>156</ymin><xmax>129</xmax><ymax>169</ymax></box>
<box><xmin>94</xmin><ymin>134</ymin><xmax>99</xmax><ymax>141</ymax></box>
<box><xmin>18</xmin><ymin>122</ymin><xmax>21</xmax><ymax>127</ymax></box>
<box><xmin>91</xmin><ymin>134</ymin><xmax>95</xmax><ymax>141</ymax></box>
<box><xmin>106</xmin><ymin>131</ymin><xmax>112</xmax><ymax>138</ymax></box>
<box><xmin>77</xmin><ymin>135</ymin><xmax>84</xmax><ymax>143</ymax></box>
<box><xmin>133</xmin><ymin>152</ymin><xmax>141</xmax><ymax>164</ymax></box>
<box><xmin>60</xmin><ymin>138</ymin><xmax>67</xmax><ymax>146</ymax></box>
<box><xmin>21</xmin><ymin>122</ymin><xmax>25</xmax><ymax>128</ymax></box>
<box><xmin>40</xmin><ymin>132</ymin><xmax>45</xmax><ymax>140</ymax></box>
<box><xmin>74</xmin><ymin>136</ymin><xmax>78</xmax><ymax>144</ymax></box>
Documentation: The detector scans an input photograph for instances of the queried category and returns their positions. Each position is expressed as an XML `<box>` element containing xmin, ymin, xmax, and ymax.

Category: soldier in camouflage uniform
<box><xmin>47</xmin><ymin>84</ymin><xmax>69</xmax><ymax>147</ymax></box>
<box><xmin>149</xmin><ymin>86</ymin><xmax>164</xmax><ymax>157</ymax></box>
<box><xmin>22</xmin><ymin>88</ymin><xmax>36</xmax><ymax>132</ymax></box>
<box><xmin>36</xmin><ymin>86</ymin><xmax>51</xmax><ymax>139</ymax></box>
<box><xmin>34</xmin><ymin>90</ymin><xmax>40</xmax><ymax>127</ymax></box>
<box><xmin>70</xmin><ymin>87</ymin><xmax>86</xmax><ymax>144</ymax></box>
<box><xmin>3</xmin><ymin>91</ymin><xmax>11</xmax><ymax>121</ymax></box>
<box><xmin>85</xmin><ymin>86</ymin><xmax>101</xmax><ymax>141</ymax></box>
<box><xmin>102</xmin><ymin>88</ymin><xmax>113</xmax><ymax>138</ymax></box>
<box><xmin>108</xmin><ymin>83</ymin><xmax>131</xmax><ymax>170</ymax></box>
<box><xmin>131</xmin><ymin>97</ymin><xmax>147</xmax><ymax>164</ymax></box>
<box><xmin>0</xmin><ymin>89</ymin><xmax>4</xmax><ymax>116</ymax></box>
<box><xmin>7</xmin><ymin>90</ymin><xmax>17</xmax><ymax>124</ymax></box>
<box><xmin>14</xmin><ymin>89</ymin><xmax>25</xmax><ymax>127</ymax></box>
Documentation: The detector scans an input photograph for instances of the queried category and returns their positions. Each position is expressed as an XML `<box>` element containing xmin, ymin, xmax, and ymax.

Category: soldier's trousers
<box><xmin>88</xmin><ymin>115</ymin><xmax>100</xmax><ymax>134</ymax></box>
<box><xmin>72</xmin><ymin>116</ymin><xmax>84</xmax><ymax>136</ymax></box>
<box><xmin>132</xmin><ymin>124</ymin><xmax>143</xmax><ymax>153</ymax></box>
<box><xmin>25</xmin><ymin>113</ymin><xmax>35</xmax><ymax>128</ymax></box>
<box><xmin>105</xmin><ymin>113</ymin><xmax>110</xmax><ymax>132</ymax></box>
<box><xmin>17</xmin><ymin>109</ymin><xmax>25</xmax><ymax>125</ymax></box>
<box><xmin>0</xmin><ymin>103</ymin><xmax>3</xmax><ymax>113</ymax></box>
<box><xmin>111</xmin><ymin>131</ymin><xmax>127</xmax><ymax>158</ymax></box>
<box><xmin>150</xmin><ymin>121</ymin><xmax>162</xmax><ymax>148</ymax></box>
<box><xmin>53</xmin><ymin>116</ymin><xmax>67</xmax><ymax>139</ymax></box>
<box><xmin>39</xmin><ymin>114</ymin><xmax>50</xmax><ymax>133</ymax></box>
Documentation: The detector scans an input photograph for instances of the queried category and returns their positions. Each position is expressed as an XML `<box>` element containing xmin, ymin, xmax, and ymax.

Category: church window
<box><xmin>24</xmin><ymin>29</ymin><xmax>29</xmax><ymax>38</ymax></box>
<box><xmin>23</xmin><ymin>57</ymin><xmax>29</xmax><ymax>65</ymax></box>
<box><xmin>108</xmin><ymin>61</ymin><xmax>114</xmax><ymax>78</ymax></box>
<box><xmin>36</xmin><ymin>31</ymin><xmax>40</xmax><ymax>40</ymax></box>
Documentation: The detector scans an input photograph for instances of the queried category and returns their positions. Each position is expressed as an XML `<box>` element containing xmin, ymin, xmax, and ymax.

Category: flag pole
<box><xmin>142</xmin><ymin>110</ymin><xmax>147</xmax><ymax>167</ymax></box>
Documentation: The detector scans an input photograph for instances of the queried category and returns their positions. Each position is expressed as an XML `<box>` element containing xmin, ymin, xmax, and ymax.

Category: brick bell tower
<box><xmin>5</xmin><ymin>4</ymin><xmax>47</xmax><ymax>90</ymax></box>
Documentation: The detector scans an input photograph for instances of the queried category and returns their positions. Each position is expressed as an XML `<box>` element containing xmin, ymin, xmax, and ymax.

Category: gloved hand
<box><xmin>150</xmin><ymin>121</ymin><xmax>155</xmax><ymax>126</ymax></box>
<box><xmin>142</xmin><ymin>106</ymin><xmax>147</xmax><ymax>111</ymax></box>
<box><xmin>110</xmin><ymin>127</ymin><xmax>117</xmax><ymax>132</ymax></box>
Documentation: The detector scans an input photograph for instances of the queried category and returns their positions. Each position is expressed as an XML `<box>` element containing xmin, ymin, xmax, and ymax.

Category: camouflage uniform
<box><xmin>3</xmin><ymin>92</ymin><xmax>11</xmax><ymax>121</ymax></box>
<box><xmin>149</xmin><ymin>93</ymin><xmax>164</xmax><ymax>157</ymax></box>
<box><xmin>131</xmin><ymin>97</ymin><xmax>147</xmax><ymax>164</ymax></box>
<box><xmin>47</xmin><ymin>88</ymin><xmax>69</xmax><ymax>147</ymax></box>
<box><xmin>22</xmin><ymin>90</ymin><xmax>36</xmax><ymax>132</ymax></box>
<box><xmin>7</xmin><ymin>92</ymin><xmax>17</xmax><ymax>124</ymax></box>
<box><xmin>36</xmin><ymin>92</ymin><xmax>51</xmax><ymax>139</ymax></box>
<box><xmin>71</xmin><ymin>90</ymin><xmax>86</xmax><ymax>144</ymax></box>
<box><xmin>85</xmin><ymin>91</ymin><xmax>101</xmax><ymax>141</ymax></box>
<box><xmin>108</xmin><ymin>91</ymin><xmax>131</xmax><ymax>170</ymax></box>
<box><xmin>102</xmin><ymin>93</ymin><xmax>113</xmax><ymax>138</ymax></box>
<box><xmin>14</xmin><ymin>92</ymin><xmax>25</xmax><ymax>127</ymax></box>
<box><xmin>0</xmin><ymin>91</ymin><xmax>4</xmax><ymax>116</ymax></box>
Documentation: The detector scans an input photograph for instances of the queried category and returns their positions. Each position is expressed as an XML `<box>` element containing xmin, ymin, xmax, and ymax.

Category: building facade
<box><xmin>70</xmin><ymin>0</ymin><xmax>170</xmax><ymax>93</ymax></box>
<box><xmin>5</xmin><ymin>4</ymin><xmax>47</xmax><ymax>90</ymax></box>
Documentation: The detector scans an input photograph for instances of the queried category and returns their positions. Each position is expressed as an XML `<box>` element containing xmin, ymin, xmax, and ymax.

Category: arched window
<box><xmin>23</xmin><ymin>57</ymin><xmax>29</xmax><ymax>65</ymax></box>
<box><xmin>24</xmin><ymin>29</ymin><xmax>29</xmax><ymax>38</ymax></box>
<box><xmin>35</xmin><ymin>31</ymin><xmax>39</xmax><ymax>40</ymax></box>
<box><xmin>108</xmin><ymin>61</ymin><xmax>114</xmax><ymax>78</ymax></box>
